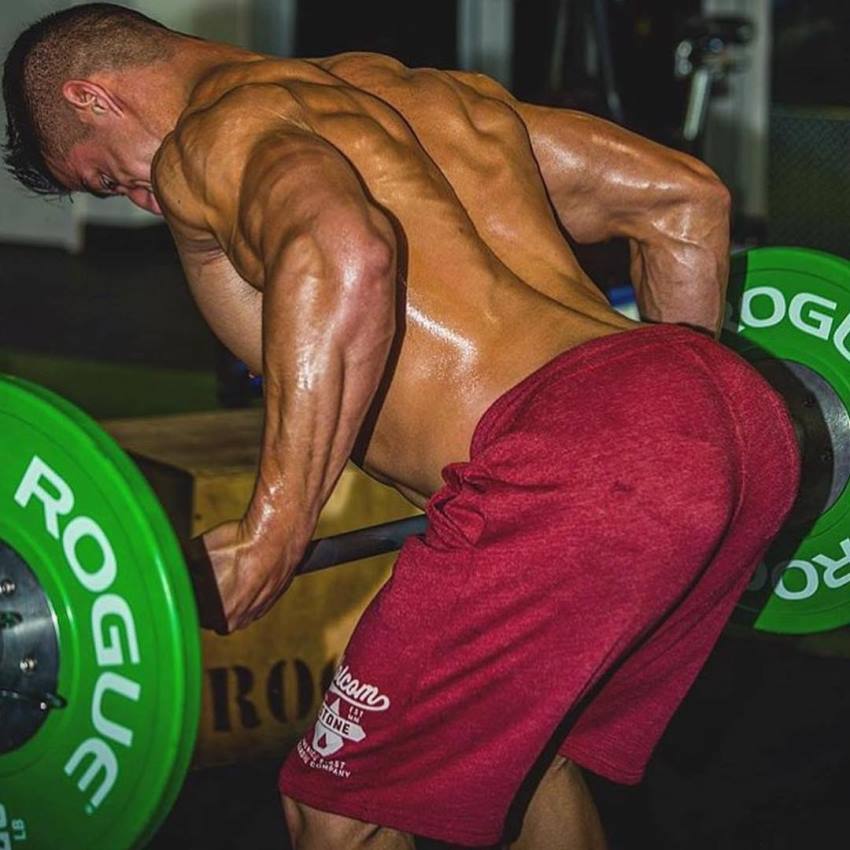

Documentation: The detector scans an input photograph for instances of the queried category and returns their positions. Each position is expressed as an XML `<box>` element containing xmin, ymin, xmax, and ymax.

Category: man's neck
<box><xmin>118</xmin><ymin>38</ymin><xmax>261</xmax><ymax>141</ymax></box>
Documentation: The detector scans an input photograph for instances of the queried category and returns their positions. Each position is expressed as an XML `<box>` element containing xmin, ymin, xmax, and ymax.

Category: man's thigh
<box><xmin>279</xmin><ymin>325</ymin><xmax>771</xmax><ymax>846</ymax></box>
<box><xmin>282</xmin><ymin>794</ymin><xmax>416</xmax><ymax>850</ymax></box>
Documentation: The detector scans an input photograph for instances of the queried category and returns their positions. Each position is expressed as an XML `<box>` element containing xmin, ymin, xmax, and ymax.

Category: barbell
<box><xmin>0</xmin><ymin>246</ymin><xmax>848</xmax><ymax>849</ymax></box>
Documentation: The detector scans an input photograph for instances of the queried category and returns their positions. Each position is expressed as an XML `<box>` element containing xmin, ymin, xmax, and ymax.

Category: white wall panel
<box><xmin>0</xmin><ymin>1</ymin><xmax>81</xmax><ymax>249</ymax></box>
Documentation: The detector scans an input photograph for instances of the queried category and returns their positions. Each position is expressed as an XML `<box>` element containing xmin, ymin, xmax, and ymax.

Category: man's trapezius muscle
<box><xmin>154</xmin><ymin>51</ymin><xmax>728</xmax><ymax>521</ymax></box>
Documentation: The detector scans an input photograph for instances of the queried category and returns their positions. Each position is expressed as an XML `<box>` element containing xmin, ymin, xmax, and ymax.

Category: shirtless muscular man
<box><xmin>4</xmin><ymin>5</ymin><xmax>800</xmax><ymax>849</ymax></box>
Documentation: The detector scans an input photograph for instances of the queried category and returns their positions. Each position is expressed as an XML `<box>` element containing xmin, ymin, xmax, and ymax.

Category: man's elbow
<box><xmin>649</xmin><ymin>158</ymin><xmax>731</xmax><ymax>254</ymax></box>
<box><xmin>354</xmin><ymin>228</ymin><xmax>396</xmax><ymax>291</ymax></box>
<box><xmin>680</xmin><ymin>158</ymin><xmax>732</xmax><ymax>224</ymax></box>
<box><xmin>698</xmin><ymin>174</ymin><xmax>731</xmax><ymax>228</ymax></box>
<box><xmin>339</xmin><ymin>228</ymin><xmax>397</xmax><ymax>338</ymax></box>
<box><xmin>346</xmin><ymin>209</ymin><xmax>396</xmax><ymax>283</ymax></box>
<box><xmin>291</xmin><ymin>211</ymin><xmax>396</xmax><ymax>291</ymax></box>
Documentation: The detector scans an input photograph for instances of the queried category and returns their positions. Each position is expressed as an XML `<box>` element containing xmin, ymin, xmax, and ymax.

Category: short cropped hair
<box><xmin>3</xmin><ymin>3</ymin><xmax>175</xmax><ymax>196</ymax></box>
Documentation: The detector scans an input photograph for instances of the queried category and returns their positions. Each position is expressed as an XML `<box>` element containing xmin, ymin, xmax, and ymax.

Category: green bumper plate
<box><xmin>0</xmin><ymin>376</ymin><xmax>200</xmax><ymax>849</ymax></box>
<box><xmin>724</xmin><ymin>247</ymin><xmax>850</xmax><ymax>634</ymax></box>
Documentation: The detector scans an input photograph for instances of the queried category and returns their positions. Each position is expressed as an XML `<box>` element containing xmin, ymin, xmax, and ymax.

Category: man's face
<box><xmin>50</xmin><ymin>127</ymin><xmax>163</xmax><ymax>216</ymax></box>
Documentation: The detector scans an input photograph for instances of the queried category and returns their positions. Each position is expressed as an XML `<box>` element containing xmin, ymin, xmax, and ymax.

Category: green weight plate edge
<box><xmin>723</xmin><ymin>247</ymin><xmax>850</xmax><ymax>634</ymax></box>
<box><xmin>0</xmin><ymin>375</ymin><xmax>201</xmax><ymax>849</ymax></box>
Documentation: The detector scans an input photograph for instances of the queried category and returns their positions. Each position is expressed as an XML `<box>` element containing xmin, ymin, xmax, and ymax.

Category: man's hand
<box><xmin>200</xmin><ymin>520</ymin><xmax>295</xmax><ymax>633</ymax></box>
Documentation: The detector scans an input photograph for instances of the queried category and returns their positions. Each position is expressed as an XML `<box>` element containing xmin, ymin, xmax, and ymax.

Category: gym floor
<box><xmin>3</xmin><ymin>227</ymin><xmax>849</xmax><ymax>849</ymax></box>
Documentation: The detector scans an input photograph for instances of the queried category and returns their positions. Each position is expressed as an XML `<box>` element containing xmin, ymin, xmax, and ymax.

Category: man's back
<box><xmin>155</xmin><ymin>51</ymin><xmax>635</xmax><ymax>499</ymax></box>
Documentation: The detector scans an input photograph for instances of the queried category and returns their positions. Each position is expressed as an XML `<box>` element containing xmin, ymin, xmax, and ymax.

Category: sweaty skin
<box><xmin>54</xmin><ymin>48</ymin><xmax>728</xmax><ymax>630</ymax></box>
<box><xmin>143</xmin><ymin>51</ymin><xmax>730</xmax><ymax>630</ymax></box>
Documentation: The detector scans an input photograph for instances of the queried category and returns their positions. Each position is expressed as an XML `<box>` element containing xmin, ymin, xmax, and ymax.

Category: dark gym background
<box><xmin>1</xmin><ymin>2</ymin><xmax>848</xmax><ymax>848</ymax></box>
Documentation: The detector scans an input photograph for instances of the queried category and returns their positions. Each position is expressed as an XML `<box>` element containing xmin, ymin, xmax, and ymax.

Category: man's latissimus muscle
<box><xmin>317</xmin><ymin>54</ymin><xmax>612</xmax><ymax>309</ymax></box>
<box><xmin>155</xmin><ymin>71</ymin><xmax>630</xmax><ymax>497</ymax></box>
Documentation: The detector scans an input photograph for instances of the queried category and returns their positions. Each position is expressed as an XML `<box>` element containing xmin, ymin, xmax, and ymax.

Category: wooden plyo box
<box><xmin>102</xmin><ymin>409</ymin><xmax>419</xmax><ymax>767</ymax></box>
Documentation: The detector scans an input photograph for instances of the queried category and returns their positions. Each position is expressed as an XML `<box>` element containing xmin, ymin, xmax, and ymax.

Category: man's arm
<box><xmin>158</xmin><ymin>119</ymin><xmax>397</xmax><ymax>630</ymax></box>
<box><xmin>519</xmin><ymin>105</ymin><xmax>731</xmax><ymax>335</ymax></box>
<box><xmin>240</xmin><ymin>127</ymin><xmax>397</xmax><ymax>572</ymax></box>
<box><xmin>447</xmin><ymin>72</ymin><xmax>731</xmax><ymax>334</ymax></box>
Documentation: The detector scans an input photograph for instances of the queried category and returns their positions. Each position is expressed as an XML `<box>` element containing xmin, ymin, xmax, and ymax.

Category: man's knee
<box><xmin>281</xmin><ymin>794</ymin><xmax>386</xmax><ymax>850</ymax></box>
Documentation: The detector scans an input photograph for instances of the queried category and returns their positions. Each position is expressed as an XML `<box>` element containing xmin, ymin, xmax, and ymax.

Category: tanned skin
<box><xmin>47</xmin><ymin>34</ymin><xmax>729</xmax><ymax>850</ymax></box>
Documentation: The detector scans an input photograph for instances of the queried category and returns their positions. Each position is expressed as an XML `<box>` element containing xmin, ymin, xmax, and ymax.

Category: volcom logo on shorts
<box><xmin>310</xmin><ymin>663</ymin><xmax>391</xmax><ymax>758</ymax></box>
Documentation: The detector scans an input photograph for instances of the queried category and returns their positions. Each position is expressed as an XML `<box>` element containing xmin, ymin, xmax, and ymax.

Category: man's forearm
<box><xmin>628</xmin><ymin>185</ymin><xmax>731</xmax><ymax>335</ymax></box>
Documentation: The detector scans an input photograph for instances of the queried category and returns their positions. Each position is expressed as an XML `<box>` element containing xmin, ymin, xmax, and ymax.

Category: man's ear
<box><xmin>61</xmin><ymin>80</ymin><xmax>123</xmax><ymax>121</ymax></box>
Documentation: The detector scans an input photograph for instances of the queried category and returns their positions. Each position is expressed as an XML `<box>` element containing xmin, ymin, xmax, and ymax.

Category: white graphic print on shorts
<box><xmin>296</xmin><ymin>662</ymin><xmax>391</xmax><ymax>778</ymax></box>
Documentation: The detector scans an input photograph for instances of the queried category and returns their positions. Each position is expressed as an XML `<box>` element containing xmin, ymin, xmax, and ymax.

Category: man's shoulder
<box><xmin>151</xmin><ymin>62</ymin><xmax>327</xmax><ymax>238</ymax></box>
<box><xmin>166</xmin><ymin>70</ymin><xmax>308</xmax><ymax>175</ymax></box>
<box><xmin>316</xmin><ymin>51</ymin><xmax>411</xmax><ymax>81</ymax></box>
<box><xmin>184</xmin><ymin>77</ymin><xmax>298</xmax><ymax>125</ymax></box>
<box><xmin>183</xmin><ymin>55</ymin><xmax>375</xmax><ymax>117</ymax></box>
<box><xmin>176</xmin><ymin>58</ymin><xmax>416</xmax><ymax>150</ymax></box>
<box><xmin>151</xmin><ymin>133</ymin><xmax>207</xmax><ymax>235</ymax></box>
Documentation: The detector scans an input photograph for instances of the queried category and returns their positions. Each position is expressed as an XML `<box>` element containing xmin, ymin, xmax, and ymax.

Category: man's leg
<box><xmin>509</xmin><ymin>757</ymin><xmax>608</xmax><ymax>850</ymax></box>
<box><xmin>282</xmin><ymin>794</ymin><xmax>416</xmax><ymax>850</ymax></box>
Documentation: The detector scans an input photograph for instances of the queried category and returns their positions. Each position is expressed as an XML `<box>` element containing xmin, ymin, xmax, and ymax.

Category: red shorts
<box><xmin>280</xmin><ymin>324</ymin><xmax>800</xmax><ymax>846</ymax></box>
